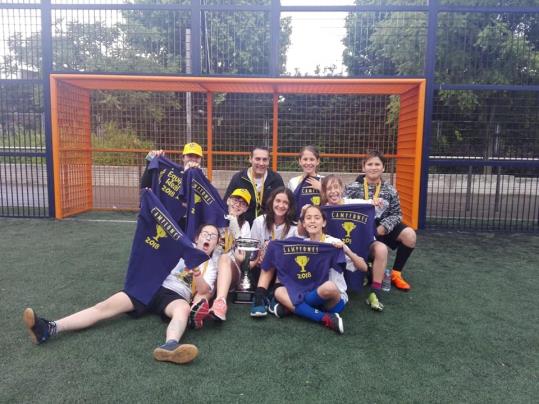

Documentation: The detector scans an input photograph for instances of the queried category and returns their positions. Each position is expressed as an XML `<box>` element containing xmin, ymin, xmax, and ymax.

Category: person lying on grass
<box><xmin>23</xmin><ymin>223</ymin><xmax>220</xmax><ymax>365</ymax></box>
<box><xmin>252</xmin><ymin>205</ymin><xmax>364</xmax><ymax>334</ymax></box>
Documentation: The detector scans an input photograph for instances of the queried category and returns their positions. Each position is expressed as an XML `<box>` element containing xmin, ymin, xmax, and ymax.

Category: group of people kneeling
<box><xmin>23</xmin><ymin>143</ymin><xmax>416</xmax><ymax>365</ymax></box>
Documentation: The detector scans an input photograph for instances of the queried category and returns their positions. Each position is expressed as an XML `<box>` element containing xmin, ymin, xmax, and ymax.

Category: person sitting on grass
<box><xmin>321</xmin><ymin>174</ymin><xmax>388</xmax><ymax>312</ymax></box>
<box><xmin>23</xmin><ymin>224</ymin><xmax>220</xmax><ymax>365</ymax></box>
<box><xmin>253</xmin><ymin>205</ymin><xmax>362</xmax><ymax>334</ymax></box>
<box><xmin>208</xmin><ymin>188</ymin><xmax>252</xmax><ymax>322</ymax></box>
<box><xmin>344</xmin><ymin>150</ymin><xmax>416</xmax><ymax>291</ymax></box>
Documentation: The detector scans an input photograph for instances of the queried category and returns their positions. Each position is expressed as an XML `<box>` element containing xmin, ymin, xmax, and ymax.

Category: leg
<box><xmin>209</xmin><ymin>254</ymin><xmax>239</xmax><ymax>321</ymax></box>
<box><xmin>250</xmin><ymin>268</ymin><xmax>275</xmax><ymax>317</ymax></box>
<box><xmin>316</xmin><ymin>281</ymin><xmax>342</xmax><ymax>309</ymax></box>
<box><xmin>23</xmin><ymin>292</ymin><xmax>135</xmax><ymax>345</ymax></box>
<box><xmin>392</xmin><ymin>227</ymin><xmax>416</xmax><ymax>290</ymax></box>
<box><xmin>153</xmin><ymin>299</ymin><xmax>198</xmax><ymax>365</ymax></box>
<box><xmin>365</xmin><ymin>241</ymin><xmax>387</xmax><ymax>311</ymax></box>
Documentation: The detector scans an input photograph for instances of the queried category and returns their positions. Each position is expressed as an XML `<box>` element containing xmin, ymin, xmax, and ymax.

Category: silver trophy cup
<box><xmin>232</xmin><ymin>238</ymin><xmax>260</xmax><ymax>304</ymax></box>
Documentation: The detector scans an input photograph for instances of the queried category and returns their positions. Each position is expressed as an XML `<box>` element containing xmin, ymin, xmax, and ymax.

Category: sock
<box><xmin>304</xmin><ymin>290</ymin><xmax>325</xmax><ymax>308</ymax></box>
<box><xmin>370</xmin><ymin>282</ymin><xmax>382</xmax><ymax>298</ymax></box>
<box><xmin>254</xmin><ymin>287</ymin><xmax>267</xmax><ymax>305</ymax></box>
<box><xmin>48</xmin><ymin>321</ymin><xmax>57</xmax><ymax>336</ymax></box>
<box><xmin>327</xmin><ymin>299</ymin><xmax>345</xmax><ymax>314</ymax></box>
<box><xmin>393</xmin><ymin>245</ymin><xmax>414</xmax><ymax>271</ymax></box>
<box><xmin>294</xmin><ymin>302</ymin><xmax>324</xmax><ymax>322</ymax></box>
<box><xmin>166</xmin><ymin>339</ymin><xmax>178</xmax><ymax>344</ymax></box>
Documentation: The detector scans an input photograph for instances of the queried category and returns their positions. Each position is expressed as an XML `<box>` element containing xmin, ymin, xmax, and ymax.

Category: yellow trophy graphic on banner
<box><xmin>145</xmin><ymin>224</ymin><xmax>167</xmax><ymax>250</ymax></box>
<box><xmin>342</xmin><ymin>221</ymin><xmax>356</xmax><ymax>244</ymax></box>
<box><xmin>311</xmin><ymin>196</ymin><xmax>320</xmax><ymax>205</ymax></box>
<box><xmin>191</xmin><ymin>194</ymin><xmax>202</xmax><ymax>214</ymax></box>
<box><xmin>295</xmin><ymin>255</ymin><xmax>312</xmax><ymax>279</ymax></box>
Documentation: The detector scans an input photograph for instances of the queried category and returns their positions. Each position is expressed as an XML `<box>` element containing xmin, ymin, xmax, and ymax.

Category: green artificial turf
<box><xmin>1</xmin><ymin>215</ymin><xmax>538</xmax><ymax>403</ymax></box>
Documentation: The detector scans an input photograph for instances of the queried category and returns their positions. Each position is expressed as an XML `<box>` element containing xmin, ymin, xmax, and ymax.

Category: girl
<box><xmin>258</xmin><ymin>205</ymin><xmax>365</xmax><ymax>334</ymax></box>
<box><xmin>209</xmin><ymin>188</ymin><xmax>252</xmax><ymax>321</ymax></box>
<box><xmin>344</xmin><ymin>150</ymin><xmax>416</xmax><ymax>291</ymax></box>
<box><xmin>23</xmin><ymin>224</ymin><xmax>220</xmax><ymax>365</ymax></box>
<box><xmin>287</xmin><ymin>145</ymin><xmax>323</xmax><ymax>217</ymax></box>
<box><xmin>320</xmin><ymin>174</ymin><xmax>388</xmax><ymax>312</ymax></box>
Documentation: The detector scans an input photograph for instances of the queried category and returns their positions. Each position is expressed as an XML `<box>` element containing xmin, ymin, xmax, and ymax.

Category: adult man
<box><xmin>224</xmin><ymin>146</ymin><xmax>284</xmax><ymax>226</ymax></box>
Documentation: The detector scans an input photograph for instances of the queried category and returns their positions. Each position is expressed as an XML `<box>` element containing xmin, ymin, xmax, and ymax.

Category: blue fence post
<box><xmin>41</xmin><ymin>0</ymin><xmax>55</xmax><ymax>218</ymax></box>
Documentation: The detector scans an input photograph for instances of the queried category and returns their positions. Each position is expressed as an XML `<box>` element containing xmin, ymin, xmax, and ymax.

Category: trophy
<box><xmin>232</xmin><ymin>238</ymin><xmax>261</xmax><ymax>304</ymax></box>
<box><xmin>153</xmin><ymin>225</ymin><xmax>167</xmax><ymax>242</ymax></box>
<box><xmin>295</xmin><ymin>255</ymin><xmax>309</xmax><ymax>273</ymax></box>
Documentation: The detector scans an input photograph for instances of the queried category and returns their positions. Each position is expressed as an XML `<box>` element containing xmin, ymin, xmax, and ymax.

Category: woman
<box><xmin>344</xmin><ymin>150</ymin><xmax>416</xmax><ymax>291</ymax></box>
<box><xmin>287</xmin><ymin>145</ymin><xmax>323</xmax><ymax>217</ymax></box>
<box><xmin>23</xmin><ymin>224</ymin><xmax>220</xmax><ymax>365</ymax></box>
<box><xmin>320</xmin><ymin>174</ymin><xmax>388</xmax><ymax>312</ymax></box>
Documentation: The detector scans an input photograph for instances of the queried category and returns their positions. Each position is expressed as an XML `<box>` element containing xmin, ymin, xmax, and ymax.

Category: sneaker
<box><xmin>391</xmin><ymin>270</ymin><xmax>411</xmax><ymax>291</ymax></box>
<box><xmin>321</xmin><ymin>313</ymin><xmax>344</xmax><ymax>334</ymax></box>
<box><xmin>23</xmin><ymin>308</ymin><xmax>52</xmax><ymax>344</ymax></box>
<box><xmin>153</xmin><ymin>341</ymin><xmax>198</xmax><ymax>364</ymax></box>
<box><xmin>365</xmin><ymin>292</ymin><xmax>384</xmax><ymax>312</ymax></box>
<box><xmin>250</xmin><ymin>296</ymin><xmax>268</xmax><ymax>317</ymax></box>
<box><xmin>189</xmin><ymin>298</ymin><xmax>210</xmax><ymax>329</ymax></box>
<box><xmin>267</xmin><ymin>297</ymin><xmax>290</xmax><ymax>318</ymax></box>
<box><xmin>210</xmin><ymin>297</ymin><xmax>228</xmax><ymax>322</ymax></box>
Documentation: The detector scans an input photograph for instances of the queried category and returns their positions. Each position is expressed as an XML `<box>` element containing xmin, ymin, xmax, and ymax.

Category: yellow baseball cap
<box><xmin>230</xmin><ymin>188</ymin><xmax>251</xmax><ymax>205</ymax></box>
<box><xmin>182</xmin><ymin>142</ymin><xmax>203</xmax><ymax>157</ymax></box>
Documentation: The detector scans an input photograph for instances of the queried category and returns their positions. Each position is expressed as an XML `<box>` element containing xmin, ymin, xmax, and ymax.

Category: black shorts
<box><xmin>376</xmin><ymin>222</ymin><xmax>408</xmax><ymax>250</ymax></box>
<box><xmin>125</xmin><ymin>287</ymin><xmax>187</xmax><ymax>321</ymax></box>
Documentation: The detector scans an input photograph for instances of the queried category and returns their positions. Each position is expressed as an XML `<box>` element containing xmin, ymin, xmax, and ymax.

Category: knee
<box><xmin>371</xmin><ymin>241</ymin><xmax>388</xmax><ymax>258</ymax></box>
<box><xmin>318</xmin><ymin>282</ymin><xmax>339</xmax><ymax>299</ymax></box>
<box><xmin>171</xmin><ymin>301</ymin><xmax>190</xmax><ymax>319</ymax></box>
<box><xmin>400</xmin><ymin>228</ymin><xmax>416</xmax><ymax>248</ymax></box>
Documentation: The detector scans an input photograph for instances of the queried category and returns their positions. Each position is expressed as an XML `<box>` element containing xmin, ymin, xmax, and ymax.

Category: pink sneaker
<box><xmin>189</xmin><ymin>298</ymin><xmax>210</xmax><ymax>329</ymax></box>
<box><xmin>210</xmin><ymin>297</ymin><xmax>228</xmax><ymax>321</ymax></box>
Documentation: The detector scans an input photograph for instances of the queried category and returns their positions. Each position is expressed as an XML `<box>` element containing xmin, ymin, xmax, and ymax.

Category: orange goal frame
<box><xmin>50</xmin><ymin>75</ymin><xmax>425</xmax><ymax>228</ymax></box>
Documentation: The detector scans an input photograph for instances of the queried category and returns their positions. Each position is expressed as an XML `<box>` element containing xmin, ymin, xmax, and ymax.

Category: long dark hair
<box><xmin>264</xmin><ymin>187</ymin><xmax>296</xmax><ymax>237</ymax></box>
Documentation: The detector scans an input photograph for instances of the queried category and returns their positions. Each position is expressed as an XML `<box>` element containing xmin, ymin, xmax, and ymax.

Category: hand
<box><xmin>145</xmin><ymin>149</ymin><xmax>164</xmax><ymax>161</ymax></box>
<box><xmin>306</xmin><ymin>177</ymin><xmax>321</xmax><ymax>191</ymax></box>
<box><xmin>376</xmin><ymin>225</ymin><xmax>386</xmax><ymax>236</ymax></box>
<box><xmin>332</xmin><ymin>240</ymin><xmax>345</xmax><ymax>249</ymax></box>
<box><xmin>184</xmin><ymin>161</ymin><xmax>200</xmax><ymax>170</ymax></box>
<box><xmin>371</xmin><ymin>198</ymin><xmax>385</xmax><ymax>207</ymax></box>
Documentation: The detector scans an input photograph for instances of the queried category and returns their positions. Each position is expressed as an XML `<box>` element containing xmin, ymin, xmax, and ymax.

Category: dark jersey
<box><xmin>180</xmin><ymin>168</ymin><xmax>228</xmax><ymax>240</ymax></box>
<box><xmin>124</xmin><ymin>189</ymin><xmax>209</xmax><ymax>305</ymax></box>
<box><xmin>261</xmin><ymin>237</ymin><xmax>345</xmax><ymax>305</ymax></box>
<box><xmin>293</xmin><ymin>175</ymin><xmax>322</xmax><ymax>219</ymax></box>
<box><xmin>147</xmin><ymin>156</ymin><xmax>186</xmax><ymax>224</ymax></box>
<box><xmin>321</xmin><ymin>204</ymin><xmax>376</xmax><ymax>260</ymax></box>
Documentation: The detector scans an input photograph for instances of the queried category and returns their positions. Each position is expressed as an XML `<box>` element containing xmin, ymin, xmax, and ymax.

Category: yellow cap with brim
<box><xmin>182</xmin><ymin>142</ymin><xmax>203</xmax><ymax>157</ymax></box>
<box><xmin>230</xmin><ymin>188</ymin><xmax>251</xmax><ymax>205</ymax></box>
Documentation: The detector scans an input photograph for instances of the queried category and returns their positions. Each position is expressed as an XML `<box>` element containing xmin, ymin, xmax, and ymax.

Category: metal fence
<box><xmin>1</xmin><ymin>0</ymin><xmax>538</xmax><ymax>231</ymax></box>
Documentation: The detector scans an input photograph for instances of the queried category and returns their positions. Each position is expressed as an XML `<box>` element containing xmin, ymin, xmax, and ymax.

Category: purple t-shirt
<box><xmin>261</xmin><ymin>237</ymin><xmax>345</xmax><ymax>305</ymax></box>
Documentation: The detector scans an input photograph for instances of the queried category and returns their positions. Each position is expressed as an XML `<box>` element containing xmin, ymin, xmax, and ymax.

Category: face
<box><xmin>249</xmin><ymin>148</ymin><xmax>270</xmax><ymax>177</ymax></box>
<box><xmin>196</xmin><ymin>225</ymin><xmax>219</xmax><ymax>255</ymax></box>
<box><xmin>183</xmin><ymin>153</ymin><xmax>202</xmax><ymax>166</ymax></box>
<box><xmin>363</xmin><ymin>156</ymin><xmax>384</xmax><ymax>181</ymax></box>
<box><xmin>299</xmin><ymin>150</ymin><xmax>319</xmax><ymax>176</ymax></box>
<box><xmin>228</xmin><ymin>196</ymin><xmax>249</xmax><ymax>216</ymax></box>
<box><xmin>302</xmin><ymin>207</ymin><xmax>326</xmax><ymax>236</ymax></box>
<box><xmin>325</xmin><ymin>179</ymin><xmax>343</xmax><ymax>205</ymax></box>
<box><xmin>272</xmin><ymin>192</ymin><xmax>290</xmax><ymax>218</ymax></box>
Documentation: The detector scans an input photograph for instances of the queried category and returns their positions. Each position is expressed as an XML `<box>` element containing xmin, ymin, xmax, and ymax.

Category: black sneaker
<box><xmin>321</xmin><ymin>313</ymin><xmax>344</xmax><ymax>335</ymax></box>
<box><xmin>153</xmin><ymin>341</ymin><xmax>198</xmax><ymax>364</ymax></box>
<box><xmin>267</xmin><ymin>297</ymin><xmax>290</xmax><ymax>318</ymax></box>
<box><xmin>23</xmin><ymin>308</ymin><xmax>52</xmax><ymax>344</ymax></box>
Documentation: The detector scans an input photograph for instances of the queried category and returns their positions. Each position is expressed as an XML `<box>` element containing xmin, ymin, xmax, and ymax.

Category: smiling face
<box><xmin>249</xmin><ymin>148</ymin><xmax>270</xmax><ymax>178</ymax></box>
<box><xmin>362</xmin><ymin>156</ymin><xmax>384</xmax><ymax>183</ymax></box>
<box><xmin>228</xmin><ymin>195</ymin><xmax>249</xmax><ymax>216</ymax></box>
<box><xmin>325</xmin><ymin>178</ymin><xmax>344</xmax><ymax>206</ymax></box>
<box><xmin>301</xmin><ymin>206</ymin><xmax>326</xmax><ymax>239</ymax></box>
<box><xmin>272</xmin><ymin>192</ymin><xmax>290</xmax><ymax>219</ymax></box>
<box><xmin>195</xmin><ymin>225</ymin><xmax>219</xmax><ymax>255</ymax></box>
<box><xmin>299</xmin><ymin>150</ymin><xmax>320</xmax><ymax>176</ymax></box>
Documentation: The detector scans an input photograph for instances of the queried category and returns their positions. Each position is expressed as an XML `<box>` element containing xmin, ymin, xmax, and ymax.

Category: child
<box><xmin>287</xmin><ymin>145</ymin><xmax>323</xmax><ymax>217</ymax></box>
<box><xmin>344</xmin><ymin>151</ymin><xmax>416</xmax><ymax>291</ymax></box>
<box><xmin>208</xmin><ymin>188</ymin><xmax>252</xmax><ymax>321</ymax></box>
<box><xmin>320</xmin><ymin>174</ymin><xmax>388</xmax><ymax>311</ymax></box>
<box><xmin>23</xmin><ymin>224</ymin><xmax>220</xmax><ymax>365</ymax></box>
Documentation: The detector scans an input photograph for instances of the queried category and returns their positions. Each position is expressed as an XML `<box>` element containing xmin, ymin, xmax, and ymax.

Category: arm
<box><xmin>331</xmin><ymin>240</ymin><xmax>368</xmax><ymax>272</ymax></box>
<box><xmin>378</xmin><ymin>185</ymin><xmax>402</xmax><ymax>235</ymax></box>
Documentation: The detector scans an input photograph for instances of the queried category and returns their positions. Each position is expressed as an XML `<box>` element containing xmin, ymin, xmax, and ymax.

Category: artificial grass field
<box><xmin>1</xmin><ymin>213</ymin><xmax>538</xmax><ymax>403</ymax></box>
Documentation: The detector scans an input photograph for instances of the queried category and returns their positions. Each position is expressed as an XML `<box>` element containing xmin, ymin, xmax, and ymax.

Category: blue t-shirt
<box><xmin>124</xmin><ymin>189</ymin><xmax>209</xmax><ymax>305</ymax></box>
<box><xmin>148</xmin><ymin>155</ymin><xmax>186</xmax><ymax>224</ymax></box>
<box><xmin>180</xmin><ymin>168</ymin><xmax>228</xmax><ymax>240</ymax></box>
<box><xmin>261</xmin><ymin>237</ymin><xmax>345</xmax><ymax>305</ymax></box>
<box><xmin>293</xmin><ymin>176</ymin><xmax>322</xmax><ymax>219</ymax></box>
<box><xmin>321</xmin><ymin>204</ymin><xmax>375</xmax><ymax>260</ymax></box>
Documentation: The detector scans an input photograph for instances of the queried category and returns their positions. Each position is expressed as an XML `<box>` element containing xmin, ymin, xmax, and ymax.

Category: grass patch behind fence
<box><xmin>1</xmin><ymin>214</ymin><xmax>538</xmax><ymax>403</ymax></box>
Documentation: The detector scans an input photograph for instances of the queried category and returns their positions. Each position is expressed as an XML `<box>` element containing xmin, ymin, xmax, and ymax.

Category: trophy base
<box><xmin>232</xmin><ymin>289</ymin><xmax>254</xmax><ymax>304</ymax></box>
